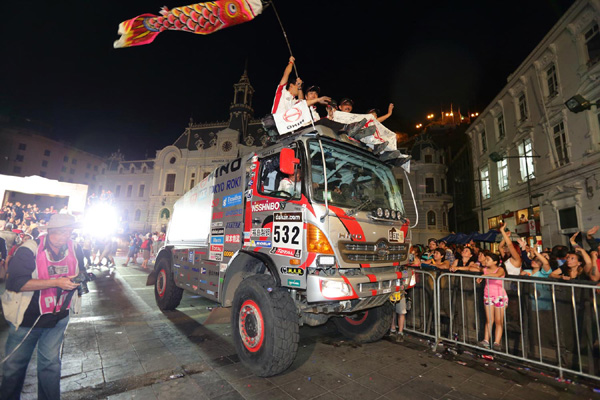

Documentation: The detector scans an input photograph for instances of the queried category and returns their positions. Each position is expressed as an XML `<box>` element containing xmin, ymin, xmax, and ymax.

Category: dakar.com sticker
<box><xmin>269</xmin><ymin>247</ymin><xmax>302</xmax><ymax>258</ymax></box>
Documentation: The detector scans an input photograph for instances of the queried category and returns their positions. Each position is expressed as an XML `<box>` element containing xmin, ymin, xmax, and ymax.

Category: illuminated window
<box><xmin>552</xmin><ymin>122</ymin><xmax>569</xmax><ymax>167</ymax></box>
<box><xmin>480</xmin><ymin>166</ymin><xmax>490</xmax><ymax>199</ymax></box>
<box><xmin>497</xmin><ymin>159</ymin><xmax>509</xmax><ymax>191</ymax></box>
<box><xmin>518</xmin><ymin>138</ymin><xmax>535</xmax><ymax>180</ymax></box>
<box><xmin>427</xmin><ymin>211</ymin><xmax>436</xmax><ymax>226</ymax></box>
<box><xmin>165</xmin><ymin>174</ymin><xmax>176</xmax><ymax>192</ymax></box>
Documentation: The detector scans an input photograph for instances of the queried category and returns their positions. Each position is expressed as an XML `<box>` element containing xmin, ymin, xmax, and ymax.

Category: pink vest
<box><xmin>36</xmin><ymin>235</ymin><xmax>78</xmax><ymax>314</ymax></box>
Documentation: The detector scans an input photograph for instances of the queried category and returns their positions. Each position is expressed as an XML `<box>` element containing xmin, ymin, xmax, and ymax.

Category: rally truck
<box><xmin>152</xmin><ymin>125</ymin><xmax>412</xmax><ymax>376</ymax></box>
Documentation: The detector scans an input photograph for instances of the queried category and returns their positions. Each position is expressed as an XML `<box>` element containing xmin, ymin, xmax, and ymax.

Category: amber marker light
<box><xmin>307</xmin><ymin>224</ymin><xmax>334</xmax><ymax>254</ymax></box>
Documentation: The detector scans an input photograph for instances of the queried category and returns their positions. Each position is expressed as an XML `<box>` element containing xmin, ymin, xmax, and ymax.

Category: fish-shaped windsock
<box><xmin>114</xmin><ymin>0</ymin><xmax>264</xmax><ymax>48</ymax></box>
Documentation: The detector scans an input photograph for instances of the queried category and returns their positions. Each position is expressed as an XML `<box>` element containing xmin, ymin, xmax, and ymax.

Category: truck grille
<box><xmin>339</xmin><ymin>240</ymin><xmax>409</xmax><ymax>264</ymax></box>
<box><xmin>358</xmin><ymin>279</ymin><xmax>396</xmax><ymax>293</ymax></box>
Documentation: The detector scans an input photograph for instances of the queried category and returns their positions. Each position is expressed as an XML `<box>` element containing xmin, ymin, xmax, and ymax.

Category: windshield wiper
<box><xmin>345</xmin><ymin>197</ymin><xmax>371</xmax><ymax>217</ymax></box>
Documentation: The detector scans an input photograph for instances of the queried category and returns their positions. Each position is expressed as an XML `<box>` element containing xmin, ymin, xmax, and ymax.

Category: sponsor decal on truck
<box><xmin>251</xmin><ymin>200</ymin><xmax>281</xmax><ymax>212</ymax></box>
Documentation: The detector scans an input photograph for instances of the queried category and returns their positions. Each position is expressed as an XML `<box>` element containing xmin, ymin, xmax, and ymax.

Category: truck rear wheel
<box><xmin>231</xmin><ymin>275</ymin><xmax>299</xmax><ymax>377</ymax></box>
<box><xmin>333</xmin><ymin>302</ymin><xmax>394</xmax><ymax>343</ymax></box>
<box><xmin>154</xmin><ymin>258</ymin><xmax>183</xmax><ymax>310</ymax></box>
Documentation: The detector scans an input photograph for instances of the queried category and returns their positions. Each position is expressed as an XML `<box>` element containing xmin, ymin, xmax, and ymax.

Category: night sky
<box><xmin>2</xmin><ymin>0</ymin><xmax>574</xmax><ymax>160</ymax></box>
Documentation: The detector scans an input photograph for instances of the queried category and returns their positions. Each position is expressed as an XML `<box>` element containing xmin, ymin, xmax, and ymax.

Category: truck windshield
<box><xmin>307</xmin><ymin>140</ymin><xmax>404</xmax><ymax>215</ymax></box>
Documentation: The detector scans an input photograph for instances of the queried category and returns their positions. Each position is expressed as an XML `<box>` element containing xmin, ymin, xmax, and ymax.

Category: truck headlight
<box><xmin>320</xmin><ymin>280</ymin><xmax>352</xmax><ymax>298</ymax></box>
<box><xmin>317</xmin><ymin>255</ymin><xmax>336</xmax><ymax>267</ymax></box>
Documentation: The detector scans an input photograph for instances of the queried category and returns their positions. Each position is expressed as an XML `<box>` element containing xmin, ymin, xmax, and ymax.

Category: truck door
<box><xmin>243</xmin><ymin>146</ymin><xmax>308</xmax><ymax>289</ymax></box>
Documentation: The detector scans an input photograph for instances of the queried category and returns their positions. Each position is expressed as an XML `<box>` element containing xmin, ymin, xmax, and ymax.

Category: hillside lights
<box><xmin>307</xmin><ymin>224</ymin><xmax>334</xmax><ymax>254</ymax></box>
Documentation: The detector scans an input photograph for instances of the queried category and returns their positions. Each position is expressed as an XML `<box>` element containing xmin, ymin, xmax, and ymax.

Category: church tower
<box><xmin>228</xmin><ymin>65</ymin><xmax>255</xmax><ymax>144</ymax></box>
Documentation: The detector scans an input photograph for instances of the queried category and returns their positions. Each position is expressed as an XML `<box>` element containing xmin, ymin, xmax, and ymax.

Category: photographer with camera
<box><xmin>0</xmin><ymin>214</ymin><xmax>87</xmax><ymax>400</ymax></box>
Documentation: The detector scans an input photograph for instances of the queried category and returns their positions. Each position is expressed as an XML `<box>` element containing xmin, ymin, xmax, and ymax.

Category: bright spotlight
<box><xmin>84</xmin><ymin>203</ymin><xmax>119</xmax><ymax>238</ymax></box>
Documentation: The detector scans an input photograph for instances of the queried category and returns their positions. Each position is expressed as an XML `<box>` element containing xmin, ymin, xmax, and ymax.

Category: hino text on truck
<box><xmin>150</xmin><ymin>116</ymin><xmax>415</xmax><ymax>376</ymax></box>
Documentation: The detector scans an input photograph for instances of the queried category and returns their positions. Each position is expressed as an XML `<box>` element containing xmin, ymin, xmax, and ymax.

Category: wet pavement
<box><xmin>1</xmin><ymin>256</ymin><xmax>598</xmax><ymax>400</ymax></box>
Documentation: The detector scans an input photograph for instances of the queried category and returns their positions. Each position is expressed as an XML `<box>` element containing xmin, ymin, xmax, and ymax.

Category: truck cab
<box><xmin>153</xmin><ymin>125</ymin><xmax>412</xmax><ymax>376</ymax></box>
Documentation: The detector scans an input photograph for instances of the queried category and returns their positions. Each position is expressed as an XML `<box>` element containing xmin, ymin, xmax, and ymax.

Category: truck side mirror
<box><xmin>280</xmin><ymin>148</ymin><xmax>299</xmax><ymax>175</ymax></box>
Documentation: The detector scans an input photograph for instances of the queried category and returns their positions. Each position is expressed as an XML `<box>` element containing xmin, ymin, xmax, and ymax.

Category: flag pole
<box><xmin>268</xmin><ymin>1</ymin><xmax>299</xmax><ymax>78</ymax></box>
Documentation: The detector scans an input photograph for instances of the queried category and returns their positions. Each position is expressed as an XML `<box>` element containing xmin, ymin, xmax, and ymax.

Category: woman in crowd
<box><xmin>450</xmin><ymin>246</ymin><xmax>477</xmax><ymax>272</ymax></box>
<box><xmin>476</xmin><ymin>251</ymin><xmax>507</xmax><ymax>351</ymax></box>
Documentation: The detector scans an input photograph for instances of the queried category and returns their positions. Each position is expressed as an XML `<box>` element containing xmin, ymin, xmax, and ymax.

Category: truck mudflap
<box><xmin>305</xmin><ymin>269</ymin><xmax>411</xmax><ymax>303</ymax></box>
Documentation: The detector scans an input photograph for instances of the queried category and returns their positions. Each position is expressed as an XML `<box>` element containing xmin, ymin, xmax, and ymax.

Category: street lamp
<box><xmin>565</xmin><ymin>94</ymin><xmax>598</xmax><ymax>113</ymax></box>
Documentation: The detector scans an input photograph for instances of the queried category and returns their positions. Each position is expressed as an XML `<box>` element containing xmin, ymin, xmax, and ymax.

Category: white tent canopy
<box><xmin>0</xmin><ymin>174</ymin><xmax>88</xmax><ymax>215</ymax></box>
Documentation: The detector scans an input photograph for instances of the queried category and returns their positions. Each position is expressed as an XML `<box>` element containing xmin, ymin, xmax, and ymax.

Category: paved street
<box><xmin>0</xmin><ymin>256</ymin><xmax>597</xmax><ymax>400</ymax></box>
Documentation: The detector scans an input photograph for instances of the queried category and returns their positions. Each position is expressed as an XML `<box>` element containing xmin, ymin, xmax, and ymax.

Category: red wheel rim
<box><xmin>344</xmin><ymin>311</ymin><xmax>369</xmax><ymax>325</ymax></box>
<box><xmin>239</xmin><ymin>299</ymin><xmax>264</xmax><ymax>352</ymax></box>
<box><xmin>157</xmin><ymin>269</ymin><xmax>167</xmax><ymax>298</ymax></box>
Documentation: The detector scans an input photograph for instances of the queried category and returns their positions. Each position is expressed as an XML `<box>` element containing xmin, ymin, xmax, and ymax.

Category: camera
<box><xmin>71</xmin><ymin>269</ymin><xmax>90</xmax><ymax>295</ymax></box>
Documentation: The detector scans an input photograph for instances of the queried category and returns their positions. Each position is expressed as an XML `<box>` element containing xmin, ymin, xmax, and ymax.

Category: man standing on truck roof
<box><xmin>305</xmin><ymin>85</ymin><xmax>321</xmax><ymax>121</ymax></box>
<box><xmin>271</xmin><ymin>57</ymin><xmax>331</xmax><ymax>116</ymax></box>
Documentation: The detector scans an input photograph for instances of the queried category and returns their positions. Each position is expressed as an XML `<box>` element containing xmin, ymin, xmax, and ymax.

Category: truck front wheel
<box><xmin>231</xmin><ymin>275</ymin><xmax>299</xmax><ymax>377</ymax></box>
<box><xmin>154</xmin><ymin>258</ymin><xmax>183</xmax><ymax>310</ymax></box>
<box><xmin>333</xmin><ymin>302</ymin><xmax>394</xmax><ymax>343</ymax></box>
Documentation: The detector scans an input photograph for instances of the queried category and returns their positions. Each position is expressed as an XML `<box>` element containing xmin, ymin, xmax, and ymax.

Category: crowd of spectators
<box><xmin>0</xmin><ymin>201</ymin><xmax>69</xmax><ymax>232</ymax></box>
<box><xmin>404</xmin><ymin>223</ymin><xmax>600</xmax><ymax>369</ymax></box>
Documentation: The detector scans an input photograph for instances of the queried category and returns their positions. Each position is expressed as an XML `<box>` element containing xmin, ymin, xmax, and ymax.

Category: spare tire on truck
<box><xmin>333</xmin><ymin>302</ymin><xmax>394</xmax><ymax>343</ymax></box>
<box><xmin>154</xmin><ymin>258</ymin><xmax>184</xmax><ymax>310</ymax></box>
<box><xmin>231</xmin><ymin>275</ymin><xmax>299</xmax><ymax>377</ymax></box>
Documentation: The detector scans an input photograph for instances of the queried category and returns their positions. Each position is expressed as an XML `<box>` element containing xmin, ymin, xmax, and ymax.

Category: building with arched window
<box><xmin>97</xmin><ymin>68</ymin><xmax>272</xmax><ymax>233</ymax></box>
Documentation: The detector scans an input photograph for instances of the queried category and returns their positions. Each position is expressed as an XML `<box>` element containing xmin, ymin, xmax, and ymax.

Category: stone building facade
<box><xmin>465</xmin><ymin>0</ymin><xmax>600</xmax><ymax>247</ymax></box>
<box><xmin>98</xmin><ymin>69</ymin><xmax>271</xmax><ymax>233</ymax></box>
<box><xmin>394</xmin><ymin>135</ymin><xmax>453</xmax><ymax>246</ymax></box>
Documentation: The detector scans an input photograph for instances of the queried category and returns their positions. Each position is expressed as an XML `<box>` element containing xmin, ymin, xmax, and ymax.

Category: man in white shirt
<box><xmin>278</xmin><ymin>169</ymin><xmax>302</xmax><ymax>197</ymax></box>
<box><xmin>271</xmin><ymin>57</ymin><xmax>330</xmax><ymax>117</ymax></box>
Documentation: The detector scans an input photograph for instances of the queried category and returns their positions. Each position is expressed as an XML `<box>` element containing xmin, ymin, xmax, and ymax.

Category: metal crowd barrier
<box><xmin>402</xmin><ymin>268</ymin><xmax>600</xmax><ymax>382</ymax></box>
<box><xmin>402</xmin><ymin>268</ymin><xmax>438</xmax><ymax>341</ymax></box>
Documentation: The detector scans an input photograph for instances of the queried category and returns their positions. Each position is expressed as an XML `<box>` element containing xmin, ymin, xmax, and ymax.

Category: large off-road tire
<box><xmin>333</xmin><ymin>302</ymin><xmax>394</xmax><ymax>343</ymax></box>
<box><xmin>154</xmin><ymin>258</ymin><xmax>184</xmax><ymax>310</ymax></box>
<box><xmin>231</xmin><ymin>275</ymin><xmax>299</xmax><ymax>377</ymax></box>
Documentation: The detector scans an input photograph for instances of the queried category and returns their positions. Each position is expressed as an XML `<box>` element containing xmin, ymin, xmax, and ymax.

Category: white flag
<box><xmin>273</xmin><ymin>100</ymin><xmax>313</xmax><ymax>134</ymax></box>
<box><xmin>331</xmin><ymin>111</ymin><xmax>397</xmax><ymax>151</ymax></box>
